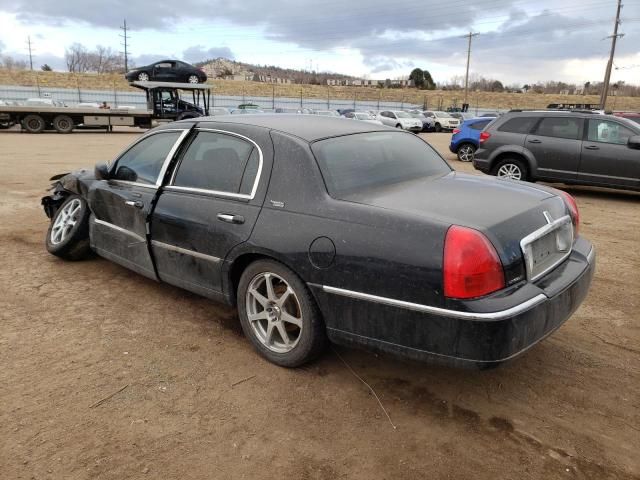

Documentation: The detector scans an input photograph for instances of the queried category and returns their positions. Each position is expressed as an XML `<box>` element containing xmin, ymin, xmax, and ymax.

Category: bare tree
<box><xmin>0</xmin><ymin>55</ymin><xmax>28</xmax><ymax>70</ymax></box>
<box><xmin>65</xmin><ymin>43</ymin><xmax>89</xmax><ymax>73</ymax></box>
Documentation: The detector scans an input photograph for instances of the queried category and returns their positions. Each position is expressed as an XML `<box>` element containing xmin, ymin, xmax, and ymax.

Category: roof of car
<box><xmin>193</xmin><ymin>114</ymin><xmax>389</xmax><ymax>142</ymax></box>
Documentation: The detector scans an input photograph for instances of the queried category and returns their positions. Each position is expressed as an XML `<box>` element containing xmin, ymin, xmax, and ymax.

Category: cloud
<box><xmin>182</xmin><ymin>45</ymin><xmax>234</xmax><ymax>63</ymax></box>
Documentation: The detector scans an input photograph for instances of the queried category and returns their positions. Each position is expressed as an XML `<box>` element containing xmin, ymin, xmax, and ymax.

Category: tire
<box><xmin>45</xmin><ymin>195</ymin><xmax>91</xmax><ymax>261</ymax></box>
<box><xmin>491</xmin><ymin>157</ymin><xmax>529</xmax><ymax>181</ymax></box>
<box><xmin>187</xmin><ymin>75</ymin><xmax>200</xmax><ymax>84</ymax></box>
<box><xmin>22</xmin><ymin>114</ymin><xmax>45</xmax><ymax>133</ymax></box>
<box><xmin>395</xmin><ymin>124</ymin><xmax>402</xmax><ymax>129</ymax></box>
<box><xmin>434</xmin><ymin>122</ymin><xmax>442</xmax><ymax>132</ymax></box>
<box><xmin>456</xmin><ymin>143</ymin><xmax>476</xmax><ymax>162</ymax></box>
<box><xmin>237</xmin><ymin>259</ymin><xmax>328</xmax><ymax>367</ymax></box>
<box><xmin>137</xmin><ymin>72</ymin><xmax>150</xmax><ymax>81</ymax></box>
<box><xmin>53</xmin><ymin>115</ymin><xmax>74</xmax><ymax>134</ymax></box>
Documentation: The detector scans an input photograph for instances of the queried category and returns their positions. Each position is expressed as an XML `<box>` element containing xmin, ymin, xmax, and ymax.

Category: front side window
<box><xmin>113</xmin><ymin>131</ymin><xmax>182</xmax><ymax>184</ymax></box>
<box><xmin>173</xmin><ymin>131</ymin><xmax>260</xmax><ymax>196</ymax></box>
<box><xmin>312</xmin><ymin>132</ymin><xmax>451</xmax><ymax>197</ymax></box>
<box><xmin>534</xmin><ymin>117</ymin><xmax>581</xmax><ymax>140</ymax></box>
<box><xmin>587</xmin><ymin>119</ymin><xmax>635</xmax><ymax>145</ymax></box>
<box><xmin>497</xmin><ymin>116</ymin><xmax>538</xmax><ymax>134</ymax></box>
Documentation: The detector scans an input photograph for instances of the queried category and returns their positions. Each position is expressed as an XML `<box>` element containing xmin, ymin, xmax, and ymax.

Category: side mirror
<box><xmin>94</xmin><ymin>162</ymin><xmax>110</xmax><ymax>180</ymax></box>
<box><xmin>627</xmin><ymin>135</ymin><xmax>640</xmax><ymax>150</ymax></box>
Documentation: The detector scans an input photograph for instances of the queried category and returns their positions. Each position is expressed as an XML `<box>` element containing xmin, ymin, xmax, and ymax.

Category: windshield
<box><xmin>311</xmin><ymin>132</ymin><xmax>451</xmax><ymax>197</ymax></box>
<box><xmin>395</xmin><ymin>111</ymin><xmax>411</xmax><ymax>118</ymax></box>
<box><xmin>409</xmin><ymin>112</ymin><xmax>424</xmax><ymax>118</ymax></box>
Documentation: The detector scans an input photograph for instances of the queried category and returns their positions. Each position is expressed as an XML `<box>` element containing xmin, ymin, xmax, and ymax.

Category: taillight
<box><xmin>452</xmin><ymin>128</ymin><xmax>460</xmax><ymax>134</ymax></box>
<box><xmin>559</xmin><ymin>190</ymin><xmax>579</xmax><ymax>234</ymax></box>
<box><xmin>479</xmin><ymin>131</ymin><xmax>491</xmax><ymax>144</ymax></box>
<box><xmin>443</xmin><ymin>225</ymin><xmax>505</xmax><ymax>299</ymax></box>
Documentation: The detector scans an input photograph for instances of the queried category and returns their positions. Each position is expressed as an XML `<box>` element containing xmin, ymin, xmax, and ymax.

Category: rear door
<box><xmin>150</xmin><ymin>127</ymin><xmax>271</xmax><ymax>298</ymax></box>
<box><xmin>525</xmin><ymin>116</ymin><xmax>583</xmax><ymax>181</ymax></box>
<box><xmin>88</xmin><ymin>129</ymin><xmax>189</xmax><ymax>279</ymax></box>
<box><xmin>579</xmin><ymin>118</ymin><xmax>640</xmax><ymax>188</ymax></box>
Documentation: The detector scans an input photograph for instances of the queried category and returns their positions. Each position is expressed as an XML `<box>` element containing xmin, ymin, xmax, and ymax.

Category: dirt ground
<box><xmin>1</xmin><ymin>128</ymin><xmax>639</xmax><ymax>480</ymax></box>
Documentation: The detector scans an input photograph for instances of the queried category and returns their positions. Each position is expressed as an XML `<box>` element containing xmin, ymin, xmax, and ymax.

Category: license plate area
<box><xmin>521</xmin><ymin>215</ymin><xmax>573</xmax><ymax>281</ymax></box>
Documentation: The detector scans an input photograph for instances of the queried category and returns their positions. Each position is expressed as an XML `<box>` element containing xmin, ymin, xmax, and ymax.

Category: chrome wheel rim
<box><xmin>497</xmin><ymin>163</ymin><xmax>522</xmax><ymax>180</ymax></box>
<box><xmin>188</xmin><ymin>75</ymin><xmax>199</xmax><ymax>84</ymax></box>
<box><xmin>458</xmin><ymin>145</ymin><xmax>474</xmax><ymax>162</ymax></box>
<box><xmin>245</xmin><ymin>272</ymin><xmax>303</xmax><ymax>353</ymax></box>
<box><xmin>138</xmin><ymin>72</ymin><xmax>149</xmax><ymax>81</ymax></box>
<box><xmin>50</xmin><ymin>199</ymin><xmax>82</xmax><ymax>245</ymax></box>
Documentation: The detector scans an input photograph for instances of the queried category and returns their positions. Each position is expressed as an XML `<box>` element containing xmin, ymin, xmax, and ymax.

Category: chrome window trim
<box><xmin>94</xmin><ymin>219</ymin><xmax>145</xmax><ymax>243</ymax></box>
<box><xmin>151</xmin><ymin>240</ymin><xmax>221</xmax><ymax>263</ymax></box>
<box><xmin>520</xmin><ymin>214</ymin><xmax>573</xmax><ymax>282</ymax></box>
<box><xmin>109</xmin><ymin>180</ymin><xmax>158</xmax><ymax>190</ymax></box>
<box><xmin>168</xmin><ymin>128</ymin><xmax>264</xmax><ymax>200</ymax></box>
<box><xmin>108</xmin><ymin>128</ymin><xmax>190</xmax><ymax>186</ymax></box>
<box><xmin>315</xmin><ymin>284</ymin><xmax>547</xmax><ymax>321</ymax></box>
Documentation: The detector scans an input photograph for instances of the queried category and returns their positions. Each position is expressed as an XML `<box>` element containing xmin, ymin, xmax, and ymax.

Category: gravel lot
<box><xmin>1</xmin><ymin>128</ymin><xmax>638</xmax><ymax>480</ymax></box>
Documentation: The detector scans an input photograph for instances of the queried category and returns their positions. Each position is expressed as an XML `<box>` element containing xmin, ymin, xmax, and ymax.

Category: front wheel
<box><xmin>237</xmin><ymin>260</ymin><xmax>327</xmax><ymax>367</ymax></box>
<box><xmin>187</xmin><ymin>75</ymin><xmax>200</xmax><ymax>84</ymax></box>
<box><xmin>456</xmin><ymin>143</ymin><xmax>476</xmax><ymax>162</ymax></box>
<box><xmin>492</xmin><ymin>158</ymin><xmax>528</xmax><ymax>181</ymax></box>
<box><xmin>434</xmin><ymin>122</ymin><xmax>442</xmax><ymax>132</ymax></box>
<box><xmin>395</xmin><ymin>124</ymin><xmax>402</xmax><ymax>129</ymax></box>
<box><xmin>137</xmin><ymin>72</ymin><xmax>150</xmax><ymax>81</ymax></box>
<box><xmin>46</xmin><ymin>195</ymin><xmax>91</xmax><ymax>260</ymax></box>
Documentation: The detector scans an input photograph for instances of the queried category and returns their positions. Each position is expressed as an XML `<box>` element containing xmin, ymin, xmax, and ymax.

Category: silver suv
<box><xmin>473</xmin><ymin>111</ymin><xmax>640</xmax><ymax>191</ymax></box>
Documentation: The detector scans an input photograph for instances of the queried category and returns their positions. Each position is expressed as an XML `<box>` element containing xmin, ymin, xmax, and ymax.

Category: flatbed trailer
<box><xmin>0</xmin><ymin>81</ymin><xmax>211</xmax><ymax>133</ymax></box>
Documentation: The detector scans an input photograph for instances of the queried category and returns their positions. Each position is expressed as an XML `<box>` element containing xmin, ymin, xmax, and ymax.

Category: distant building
<box><xmin>326</xmin><ymin>78</ymin><xmax>412</xmax><ymax>87</ymax></box>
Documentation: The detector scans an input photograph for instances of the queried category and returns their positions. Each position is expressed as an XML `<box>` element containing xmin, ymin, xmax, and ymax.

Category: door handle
<box><xmin>124</xmin><ymin>200</ymin><xmax>144</xmax><ymax>209</ymax></box>
<box><xmin>584</xmin><ymin>145</ymin><xmax>600</xmax><ymax>150</ymax></box>
<box><xmin>217</xmin><ymin>213</ymin><xmax>245</xmax><ymax>224</ymax></box>
<box><xmin>528</xmin><ymin>139</ymin><xmax>542</xmax><ymax>144</ymax></box>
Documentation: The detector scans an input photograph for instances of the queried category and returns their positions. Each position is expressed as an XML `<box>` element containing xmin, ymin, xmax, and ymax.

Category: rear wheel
<box><xmin>22</xmin><ymin>114</ymin><xmax>45</xmax><ymax>133</ymax></box>
<box><xmin>492</xmin><ymin>158</ymin><xmax>528</xmax><ymax>181</ymax></box>
<box><xmin>237</xmin><ymin>259</ymin><xmax>327</xmax><ymax>367</ymax></box>
<box><xmin>45</xmin><ymin>195</ymin><xmax>91</xmax><ymax>260</ymax></box>
<box><xmin>187</xmin><ymin>75</ymin><xmax>200</xmax><ymax>84</ymax></box>
<box><xmin>137</xmin><ymin>72</ymin><xmax>150</xmax><ymax>81</ymax></box>
<box><xmin>53</xmin><ymin>115</ymin><xmax>74</xmax><ymax>134</ymax></box>
<box><xmin>456</xmin><ymin>143</ymin><xmax>476</xmax><ymax>162</ymax></box>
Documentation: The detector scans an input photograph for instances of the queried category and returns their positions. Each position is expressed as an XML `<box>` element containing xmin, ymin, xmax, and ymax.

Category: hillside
<box><xmin>1</xmin><ymin>68</ymin><xmax>639</xmax><ymax>111</ymax></box>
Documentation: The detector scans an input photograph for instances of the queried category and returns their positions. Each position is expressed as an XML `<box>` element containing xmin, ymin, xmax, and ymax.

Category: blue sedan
<box><xmin>449</xmin><ymin>117</ymin><xmax>495</xmax><ymax>162</ymax></box>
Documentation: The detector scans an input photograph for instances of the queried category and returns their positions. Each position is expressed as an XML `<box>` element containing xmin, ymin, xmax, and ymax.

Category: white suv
<box><xmin>376</xmin><ymin>110</ymin><xmax>423</xmax><ymax>132</ymax></box>
<box><xmin>423</xmin><ymin>111</ymin><xmax>460</xmax><ymax>132</ymax></box>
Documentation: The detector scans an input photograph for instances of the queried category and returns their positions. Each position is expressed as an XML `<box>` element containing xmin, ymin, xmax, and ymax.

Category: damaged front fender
<box><xmin>41</xmin><ymin>168</ymin><xmax>95</xmax><ymax>218</ymax></box>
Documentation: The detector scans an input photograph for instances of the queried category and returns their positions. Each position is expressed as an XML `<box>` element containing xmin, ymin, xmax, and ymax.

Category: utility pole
<box><xmin>600</xmin><ymin>0</ymin><xmax>624</xmax><ymax>110</ymax></box>
<box><xmin>26</xmin><ymin>36</ymin><xmax>34</xmax><ymax>70</ymax></box>
<box><xmin>120</xmin><ymin>19</ymin><xmax>130</xmax><ymax>73</ymax></box>
<box><xmin>462</xmin><ymin>32</ymin><xmax>479</xmax><ymax>106</ymax></box>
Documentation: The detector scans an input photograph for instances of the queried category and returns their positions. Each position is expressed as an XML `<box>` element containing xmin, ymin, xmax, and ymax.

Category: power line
<box><xmin>600</xmin><ymin>0</ymin><xmax>624</xmax><ymax>109</ymax></box>
<box><xmin>120</xmin><ymin>19</ymin><xmax>130</xmax><ymax>73</ymax></box>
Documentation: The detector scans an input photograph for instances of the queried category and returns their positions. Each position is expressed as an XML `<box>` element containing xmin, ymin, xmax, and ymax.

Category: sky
<box><xmin>0</xmin><ymin>0</ymin><xmax>639</xmax><ymax>86</ymax></box>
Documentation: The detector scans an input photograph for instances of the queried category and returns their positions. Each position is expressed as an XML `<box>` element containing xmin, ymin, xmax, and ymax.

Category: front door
<box><xmin>150</xmin><ymin>128</ymin><xmax>268</xmax><ymax>298</ymax></box>
<box><xmin>88</xmin><ymin>129</ymin><xmax>188</xmax><ymax>279</ymax></box>
<box><xmin>153</xmin><ymin>61</ymin><xmax>176</xmax><ymax>81</ymax></box>
<box><xmin>525</xmin><ymin>116</ymin><xmax>583</xmax><ymax>181</ymax></box>
<box><xmin>579</xmin><ymin>118</ymin><xmax>640</xmax><ymax>189</ymax></box>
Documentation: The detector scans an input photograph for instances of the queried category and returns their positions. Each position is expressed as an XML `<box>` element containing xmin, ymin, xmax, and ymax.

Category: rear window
<box><xmin>470</xmin><ymin>120</ymin><xmax>491</xmax><ymax>130</ymax></box>
<box><xmin>497</xmin><ymin>116</ymin><xmax>537</xmax><ymax>134</ymax></box>
<box><xmin>534</xmin><ymin>117</ymin><xmax>581</xmax><ymax>140</ymax></box>
<box><xmin>311</xmin><ymin>132</ymin><xmax>450</xmax><ymax>197</ymax></box>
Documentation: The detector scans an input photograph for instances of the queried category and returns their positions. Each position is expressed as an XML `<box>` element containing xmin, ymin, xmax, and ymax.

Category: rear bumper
<box><xmin>312</xmin><ymin>238</ymin><xmax>595</xmax><ymax>367</ymax></box>
<box><xmin>472</xmin><ymin>152</ymin><xmax>491</xmax><ymax>173</ymax></box>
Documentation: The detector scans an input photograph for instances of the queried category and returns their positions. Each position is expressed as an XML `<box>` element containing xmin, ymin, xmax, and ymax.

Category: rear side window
<box><xmin>470</xmin><ymin>120</ymin><xmax>491</xmax><ymax>131</ymax></box>
<box><xmin>312</xmin><ymin>132</ymin><xmax>450</xmax><ymax>197</ymax></box>
<box><xmin>534</xmin><ymin>117</ymin><xmax>581</xmax><ymax>140</ymax></box>
<box><xmin>113</xmin><ymin>131</ymin><xmax>182</xmax><ymax>184</ymax></box>
<box><xmin>497</xmin><ymin>117</ymin><xmax>537</xmax><ymax>134</ymax></box>
<box><xmin>173</xmin><ymin>131</ymin><xmax>260</xmax><ymax>196</ymax></box>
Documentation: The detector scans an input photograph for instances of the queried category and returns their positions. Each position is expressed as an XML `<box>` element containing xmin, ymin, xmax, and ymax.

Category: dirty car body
<box><xmin>42</xmin><ymin>115</ymin><xmax>595</xmax><ymax>367</ymax></box>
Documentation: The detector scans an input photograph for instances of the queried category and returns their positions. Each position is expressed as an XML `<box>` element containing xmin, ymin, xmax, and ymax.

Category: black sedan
<box><xmin>125</xmin><ymin>60</ymin><xmax>207</xmax><ymax>84</ymax></box>
<box><xmin>41</xmin><ymin>116</ymin><xmax>595</xmax><ymax>368</ymax></box>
